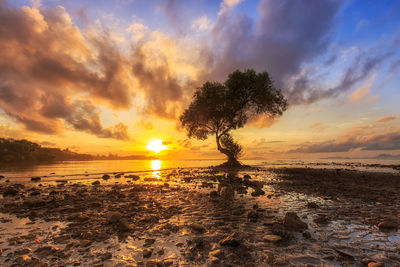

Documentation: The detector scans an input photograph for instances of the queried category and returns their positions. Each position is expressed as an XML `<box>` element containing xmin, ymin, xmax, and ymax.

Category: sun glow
<box><xmin>147</xmin><ymin>139</ymin><xmax>166</xmax><ymax>154</ymax></box>
<box><xmin>151</xmin><ymin>160</ymin><xmax>161</xmax><ymax>178</ymax></box>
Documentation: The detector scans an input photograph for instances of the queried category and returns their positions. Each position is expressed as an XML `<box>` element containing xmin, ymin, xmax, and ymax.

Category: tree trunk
<box><xmin>216</xmin><ymin>134</ymin><xmax>241</xmax><ymax>166</ymax></box>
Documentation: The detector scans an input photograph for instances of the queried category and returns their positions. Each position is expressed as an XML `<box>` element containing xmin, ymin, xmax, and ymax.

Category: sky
<box><xmin>0</xmin><ymin>0</ymin><xmax>399</xmax><ymax>160</ymax></box>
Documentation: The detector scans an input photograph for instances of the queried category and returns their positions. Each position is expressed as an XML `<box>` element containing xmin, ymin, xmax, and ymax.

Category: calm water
<box><xmin>0</xmin><ymin>158</ymin><xmax>398</xmax><ymax>182</ymax></box>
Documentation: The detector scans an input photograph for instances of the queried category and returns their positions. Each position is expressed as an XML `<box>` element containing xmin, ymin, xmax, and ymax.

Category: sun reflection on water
<box><xmin>151</xmin><ymin>160</ymin><xmax>161</xmax><ymax>178</ymax></box>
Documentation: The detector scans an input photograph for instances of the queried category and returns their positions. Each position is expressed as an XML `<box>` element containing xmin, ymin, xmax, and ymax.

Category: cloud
<box><xmin>290</xmin><ymin>126</ymin><xmax>400</xmax><ymax>153</ymax></box>
<box><xmin>346</xmin><ymin>75</ymin><xmax>379</xmax><ymax>104</ymax></box>
<box><xmin>219</xmin><ymin>0</ymin><xmax>242</xmax><ymax>16</ymax></box>
<box><xmin>0</xmin><ymin>2</ymin><xmax>192</xmax><ymax>138</ymax></box>
<box><xmin>192</xmin><ymin>15</ymin><xmax>212</xmax><ymax>32</ymax></box>
<box><xmin>0</xmin><ymin>2</ymin><xmax>134</xmax><ymax>139</ymax></box>
<box><xmin>309</xmin><ymin>122</ymin><xmax>328</xmax><ymax>132</ymax></box>
<box><xmin>376</xmin><ymin>116</ymin><xmax>397</xmax><ymax>123</ymax></box>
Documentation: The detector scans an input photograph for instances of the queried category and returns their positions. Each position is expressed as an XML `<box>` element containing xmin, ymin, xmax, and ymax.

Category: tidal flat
<box><xmin>0</xmin><ymin>166</ymin><xmax>399</xmax><ymax>266</ymax></box>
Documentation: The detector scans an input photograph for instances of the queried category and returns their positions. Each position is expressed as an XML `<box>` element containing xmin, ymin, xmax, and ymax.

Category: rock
<box><xmin>247</xmin><ymin>211</ymin><xmax>259</xmax><ymax>221</ymax></box>
<box><xmin>210</xmin><ymin>257</ymin><xmax>220</xmax><ymax>264</ymax></box>
<box><xmin>302</xmin><ymin>231</ymin><xmax>311</xmax><ymax>239</ymax></box>
<box><xmin>283</xmin><ymin>212</ymin><xmax>308</xmax><ymax>231</ymax></box>
<box><xmin>3</xmin><ymin>187</ymin><xmax>18</xmax><ymax>196</ymax></box>
<box><xmin>162</xmin><ymin>259</ymin><xmax>174</xmax><ymax>266</ymax></box>
<box><xmin>80</xmin><ymin>239</ymin><xmax>92</xmax><ymax>247</ymax></box>
<box><xmin>263</xmin><ymin>234</ymin><xmax>282</xmax><ymax>243</ymax></box>
<box><xmin>34</xmin><ymin>246</ymin><xmax>57</xmax><ymax>258</ymax></box>
<box><xmin>313</xmin><ymin>214</ymin><xmax>330</xmax><ymax>225</ymax></box>
<box><xmin>100</xmin><ymin>252</ymin><xmax>112</xmax><ymax>261</ymax></box>
<box><xmin>30</xmin><ymin>191</ymin><xmax>40</xmax><ymax>196</ymax></box>
<box><xmin>334</xmin><ymin>249</ymin><xmax>354</xmax><ymax>261</ymax></box>
<box><xmin>243</xmin><ymin>174</ymin><xmax>251</xmax><ymax>180</ymax></box>
<box><xmin>209</xmin><ymin>249</ymin><xmax>224</xmax><ymax>259</ymax></box>
<box><xmin>0</xmin><ymin>175</ymin><xmax>4</xmax><ymax>179</ymax></box>
<box><xmin>106</xmin><ymin>212</ymin><xmax>130</xmax><ymax>232</ymax></box>
<box><xmin>144</xmin><ymin>238</ymin><xmax>156</xmax><ymax>246</ymax></box>
<box><xmin>143</xmin><ymin>248</ymin><xmax>153</xmax><ymax>258</ymax></box>
<box><xmin>220</xmin><ymin>233</ymin><xmax>240</xmax><ymax>247</ymax></box>
<box><xmin>31</xmin><ymin>177</ymin><xmax>41</xmax><ymax>182</ymax></box>
<box><xmin>306</xmin><ymin>202</ymin><xmax>320</xmax><ymax>209</ymax></box>
<box><xmin>92</xmin><ymin>180</ymin><xmax>100</xmax><ymax>185</ymax></box>
<box><xmin>146</xmin><ymin>259</ymin><xmax>160</xmax><ymax>267</ymax></box>
<box><xmin>378</xmin><ymin>218</ymin><xmax>398</xmax><ymax>230</ymax></box>
<box><xmin>251</xmin><ymin>189</ymin><xmax>265</xmax><ymax>197</ymax></box>
<box><xmin>210</xmin><ymin>190</ymin><xmax>219</xmax><ymax>198</ymax></box>
<box><xmin>189</xmin><ymin>223</ymin><xmax>205</xmax><ymax>234</ymax></box>
<box><xmin>368</xmin><ymin>262</ymin><xmax>385</xmax><ymax>267</ymax></box>
<box><xmin>102</xmin><ymin>174</ymin><xmax>110</xmax><ymax>180</ymax></box>
<box><xmin>126</xmin><ymin>175</ymin><xmax>140</xmax><ymax>180</ymax></box>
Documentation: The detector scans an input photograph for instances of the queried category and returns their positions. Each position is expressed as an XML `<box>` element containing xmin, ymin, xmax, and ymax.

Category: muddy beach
<box><xmin>0</xmin><ymin>166</ymin><xmax>399</xmax><ymax>266</ymax></box>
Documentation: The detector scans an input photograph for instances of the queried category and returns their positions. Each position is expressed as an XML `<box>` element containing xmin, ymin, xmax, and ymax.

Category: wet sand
<box><xmin>0</xmin><ymin>166</ymin><xmax>399</xmax><ymax>266</ymax></box>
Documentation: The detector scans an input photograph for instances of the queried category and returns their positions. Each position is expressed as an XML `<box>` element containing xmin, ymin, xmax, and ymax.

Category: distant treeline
<box><xmin>0</xmin><ymin>138</ymin><xmax>155</xmax><ymax>163</ymax></box>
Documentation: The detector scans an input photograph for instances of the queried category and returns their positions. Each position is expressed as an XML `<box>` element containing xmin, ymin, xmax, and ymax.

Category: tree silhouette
<box><xmin>180</xmin><ymin>69</ymin><xmax>287</xmax><ymax>166</ymax></box>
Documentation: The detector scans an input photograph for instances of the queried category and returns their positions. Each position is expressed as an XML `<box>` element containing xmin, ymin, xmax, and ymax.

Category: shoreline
<box><xmin>0</xmin><ymin>166</ymin><xmax>399</xmax><ymax>266</ymax></box>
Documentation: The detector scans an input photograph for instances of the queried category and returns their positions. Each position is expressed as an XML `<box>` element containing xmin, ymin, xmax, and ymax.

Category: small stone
<box><xmin>189</xmin><ymin>224</ymin><xmax>205</xmax><ymax>234</ymax></box>
<box><xmin>162</xmin><ymin>259</ymin><xmax>173</xmax><ymax>266</ymax></box>
<box><xmin>143</xmin><ymin>248</ymin><xmax>153</xmax><ymax>258</ymax></box>
<box><xmin>209</xmin><ymin>249</ymin><xmax>224</xmax><ymax>259</ymax></box>
<box><xmin>80</xmin><ymin>240</ymin><xmax>92</xmax><ymax>247</ymax></box>
<box><xmin>92</xmin><ymin>180</ymin><xmax>100</xmax><ymax>185</ymax></box>
<box><xmin>283</xmin><ymin>212</ymin><xmax>308</xmax><ymax>231</ymax></box>
<box><xmin>210</xmin><ymin>190</ymin><xmax>219</xmax><ymax>198</ymax></box>
<box><xmin>144</xmin><ymin>238</ymin><xmax>156</xmax><ymax>246</ymax></box>
<box><xmin>263</xmin><ymin>234</ymin><xmax>282</xmax><ymax>243</ymax></box>
<box><xmin>210</xmin><ymin>257</ymin><xmax>220</xmax><ymax>264</ymax></box>
<box><xmin>220</xmin><ymin>233</ymin><xmax>240</xmax><ymax>247</ymax></box>
<box><xmin>378</xmin><ymin>218</ymin><xmax>398</xmax><ymax>230</ymax></box>
<box><xmin>102</xmin><ymin>174</ymin><xmax>110</xmax><ymax>180</ymax></box>
<box><xmin>306</xmin><ymin>202</ymin><xmax>320</xmax><ymax>209</ymax></box>
<box><xmin>146</xmin><ymin>259</ymin><xmax>160</xmax><ymax>267</ymax></box>
<box><xmin>100</xmin><ymin>252</ymin><xmax>112</xmax><ymax>261</ymax></box>
<box><xmin>31</xmin><ymin>177</ymin><xmax>41</xmax><ymax>182</ymax></box>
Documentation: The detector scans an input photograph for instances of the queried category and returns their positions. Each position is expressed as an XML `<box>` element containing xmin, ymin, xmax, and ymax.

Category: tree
<box><xmin>180</xmin><ymin>69</ymin><xmax>288</xmax><ymax>166</ymax></box>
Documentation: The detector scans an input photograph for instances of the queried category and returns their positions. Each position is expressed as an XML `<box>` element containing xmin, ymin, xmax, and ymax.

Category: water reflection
<box><xmin>151</xmin><ymin>160</ymin><xmax>161</xmax><ymax>178</ymax></box>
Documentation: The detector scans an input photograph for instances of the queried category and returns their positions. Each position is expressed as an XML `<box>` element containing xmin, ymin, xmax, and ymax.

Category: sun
<box><xmin>147</xmin><ymin>139</ymin><xmax>167</xmax><ymax>154</ymax></box>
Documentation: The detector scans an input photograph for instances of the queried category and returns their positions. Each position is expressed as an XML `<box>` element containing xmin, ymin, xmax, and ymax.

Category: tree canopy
<box><xmin>180</xmin><ymin>69</ymin><xmax>287</xmax><ymax>165</ymax></box>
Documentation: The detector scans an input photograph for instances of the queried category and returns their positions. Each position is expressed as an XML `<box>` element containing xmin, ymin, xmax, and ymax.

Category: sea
<box><xmin>0</xmin><ymin>158</ymin><xmax>399</xmax><ymax>182</ymax></box>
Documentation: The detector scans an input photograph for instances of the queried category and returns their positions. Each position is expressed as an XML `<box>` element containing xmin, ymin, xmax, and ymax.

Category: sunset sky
<box><xmin>0</xmin><ymin>0</ymin><xmax>399</xmax><ymax>160</ymax></box>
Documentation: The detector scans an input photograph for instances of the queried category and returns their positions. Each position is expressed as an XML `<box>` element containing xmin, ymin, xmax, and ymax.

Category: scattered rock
<box><xmin>368</xmin><ymin>262</ymin><xmax>385</xmax><ymax>267</ymax></box>
<box><xmin>378</xmin><ymin>218</ymin><xmax>398</xmax><ymax>230</ymax></box>
<box><xmin>220</xmin><ymin>233</ymin><xmax>240</xmax><ymax>247</ymax></box>
<box><xmin>31</xmin><ymin>177</ymin><xmax>41</xmax><ymax>182</ymax></box>
<box><xmin>283</xmin><ymin>212</ymin><xmax>308</xmax><ymax>231</ymax></box>
<box><xmin>146</xmin><ymin>259</ymin><xmax>160</xmax><ymax>267</ymax></box>
<box><xmin>263</xmin><ymin>234</ymin><xmax>282</xmax><ymax>243</ymax></box>
<box><xmin>102</xmin><ymin>174</ymin><xmax>110</xmax><ymax>180</ymax></box>
<box><xmin>313</xmin><ymin>214</ymin><xmax>330</xmax><ymax>225</ymax></box>
<box><xmin>3</xmin><ymin>187</ymin><xmax>18</xmax><ymax>196</ymax></box>
<box><xmin>92</xmin><ymin>180</ymin><xmax>100</xmax><ymax>185</ymax></box>
<box><xmin>251</xmin><ymin>189</ymin><xmax>265</xmax><ymax>197</ymax></box>
<box><xmin>106</xmin><ymin>212</ymin><xmax>131</xmax><ymax>232</ymax></box>
<box><xmin>306</xmin><ymin>202</ymin><xmax>320</xmax><ymax>209</ymax></box>
<box><xmin>247</xmin><ymin>210</ymin><xmax>259</xmax><ymax>221</ymax></box>
<box><xmin>209</xmin><ymin>249</ymin><xmax>224</xmax><ymax>259</ymax></box>
<box><xmin>209</xmin><ymin>190</ymin><xmax>219</xmax><ymax>198</ymax></box>
<box><xmin>189</xmin><ymin>223</ymin><xmax>205</xmax><ymax>234</ymax></box>
<box><xmin>100</xmin><ymin>252</ymin><xmax>112</xmax><ymax>261</ymax></box>
<box><xmin>143</xmin><ymin>248</ymin><xmax>153</xmax><ymax>258</ymax></box>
